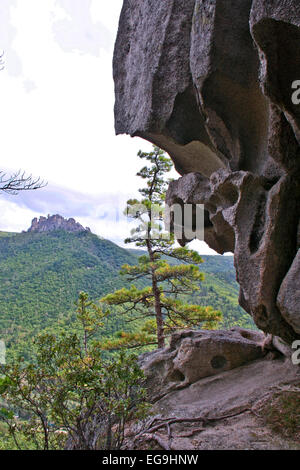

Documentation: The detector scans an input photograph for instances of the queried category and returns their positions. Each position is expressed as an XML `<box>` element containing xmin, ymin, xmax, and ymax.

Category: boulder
<box><xmin>139</xmin><ymin>328</ymin><xmax>266</xmax><ymax>402</ymax></box>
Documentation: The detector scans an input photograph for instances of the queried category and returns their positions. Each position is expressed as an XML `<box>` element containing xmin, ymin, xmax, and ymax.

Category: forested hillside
<box><xmin>128</xmin><ymin>248</ymin><xmax>255</xmax><ymax>331</ymax></box>
<box><xmin>0</xmin><ymin>232</ymin><xmax>17</xmax><ymax>238</ymax></box>
<box><xmin>0</xmin><ymin>230</ymin><xmax>139</xmax><ymax>360</ymax></box>
<box><xmin>0</xmin><ymin>230</ymin><xmax>255</xmax><ymax>361</ymax></box>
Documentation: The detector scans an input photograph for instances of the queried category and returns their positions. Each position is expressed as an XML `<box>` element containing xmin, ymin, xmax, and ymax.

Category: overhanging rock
<box><xmin>113</xmin><ymin>0</ymin><xmax>300</xmax><ymax>343</ymax></box>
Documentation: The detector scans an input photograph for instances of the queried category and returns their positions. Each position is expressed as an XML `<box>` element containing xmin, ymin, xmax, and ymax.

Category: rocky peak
<box><xmin>27</xmin><ymin>214</ymin><xmax>91</xmax><ymax>234</ymax></box>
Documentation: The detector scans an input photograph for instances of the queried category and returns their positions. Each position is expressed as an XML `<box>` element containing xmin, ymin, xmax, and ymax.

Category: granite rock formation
<box><xmin>132</xmin><ymin>333</ymin><xmax>300</xmax><ymax>450</ymax></box>
<box><xmin>28</xmin><ymin>214</ymin><xmax>90</xmax><ymax>234</ymax></box>
<box><xmin>139</xmin><ymin>327</ymin><xmax>267</xmax><ymax>402</ymax></box>
<box><xmin>125</xmin><ymin>327</ymin><xmax>300</xmax><ymax>450</ymax></box>
<box><xmin>113</xmin><ymin>0</ymin><xmax>300</xmax><ymax>343</ymax></box>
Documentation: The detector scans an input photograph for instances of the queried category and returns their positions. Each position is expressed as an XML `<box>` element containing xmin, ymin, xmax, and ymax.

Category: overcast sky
<box><xmin>0</xmin><ymin>0</ymin><xmax>218</xmax><ymax>254</ymax></box>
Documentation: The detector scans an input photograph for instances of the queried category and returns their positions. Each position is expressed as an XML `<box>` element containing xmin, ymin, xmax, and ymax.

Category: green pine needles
<box><xmin>101</xmin><ymin>147</ymin><xmax>222</xmax><ymax>348</ymax></box>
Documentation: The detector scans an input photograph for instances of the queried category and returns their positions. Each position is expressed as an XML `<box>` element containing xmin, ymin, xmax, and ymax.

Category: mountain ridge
<box><xmin>0</xmin><ymin>227</ymin><xmax>255</xmax><ymax>361</ymax></box>
<box><xmin>27</xmin><ymin>214</ymin><xmax>91</xmax><ymax>233</ymax></box>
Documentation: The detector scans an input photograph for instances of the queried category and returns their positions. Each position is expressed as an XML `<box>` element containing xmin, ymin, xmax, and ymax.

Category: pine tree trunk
<box><xmin>147</xmin><ymin>240</ymin><xmax>165</xmax><ymax>348</ymax></box>
<box><xmin>152</xmin><ymin>274</ymin><xmax>165</xmax><ymax>348</ymax></box>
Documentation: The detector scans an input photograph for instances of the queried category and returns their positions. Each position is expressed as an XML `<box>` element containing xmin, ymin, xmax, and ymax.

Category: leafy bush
<box><xmin>0</xmin><ymin>294</ymin><xmax>149</xmax><ymax>450</ymax></box>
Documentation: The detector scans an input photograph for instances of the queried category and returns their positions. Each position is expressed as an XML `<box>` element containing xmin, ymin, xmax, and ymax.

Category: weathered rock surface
<box><xmin>277</xmin><ymin>251</ymin><xmax>300</xmax><ymax>335</ymax></box>
<box><xmin>166</xmin><ymin>171</ymin><xmax>299</xmax><ymax>343</ymax></box>
<box><xmin>143</xmin><ymin>357</ymin><xmax>300</xmax><ymax>450</ymax></box>
<box><xmin>113</xmin><ymin>0</ymin><xmax>300</xmax><ymax>343</ymax></box>
<box><xmin>28</xmin><ymin>214</ymin><xmax>90</xmax><ymax>234</ymax></box>
<box><xmin>129</xmin><ymin>329</ymin><xmax>300</xmax><ymax>450</ymax></box>
<box><xmin>140</xmin><ymin>328</ymin><xmax>266</xmax><ymax>402</ymax></box>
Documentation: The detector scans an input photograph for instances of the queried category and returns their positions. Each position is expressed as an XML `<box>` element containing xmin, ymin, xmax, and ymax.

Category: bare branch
<box><xmin>0</xmin><ymin>170</ymin><xmax>47</xmax><ymax>195</ymax></box>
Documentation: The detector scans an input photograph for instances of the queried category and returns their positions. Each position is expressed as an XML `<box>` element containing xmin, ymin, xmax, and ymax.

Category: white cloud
<box><xmin>22</xmin><ymin>79</ymin><xmax>37</xmax><ymax>93</ymax></box>
<box><xmin>53</xmin><ymin>0</ymin><xmax>113</xmax><ymax>56</ymax></box>
<box><xmin>0</xmin><ymin>0</ymin><xmax>219</xmax><ymax>255</ymax></box>
<box><xmin>0</xmin><ymin>0</ymin><xmax>22</xmax><ymax>77</ymax></box>
<box><xmin>0</xmin><ymin>0</ymin><xmax>151</xmax><ymax>192</ymax></box>
<box><xmin>0</xmin><ymin>198</ymin><xmax>37</xmax><ymax>232</ymax></box>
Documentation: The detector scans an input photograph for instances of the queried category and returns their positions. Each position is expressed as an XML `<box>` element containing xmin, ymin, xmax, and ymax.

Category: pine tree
<box><xmin>101</xmin><ymin>147</ymin><xmax>222</xmax><ymax>349</ymax></box>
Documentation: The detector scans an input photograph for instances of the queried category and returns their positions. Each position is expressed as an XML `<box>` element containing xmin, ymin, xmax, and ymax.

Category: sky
<box><xmin>0</xmin><ymin>0</ymin><xmax>219</xmax><ymax>254</ymax></box>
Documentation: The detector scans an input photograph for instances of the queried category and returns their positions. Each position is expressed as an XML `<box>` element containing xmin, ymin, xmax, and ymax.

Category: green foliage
<box><xmin>0</xmin><ymin>231</ymin><xmax>17</xmax><ymax>239</ymax></box>
<box><xmin>0</xmin><ymin>294</ymin><xmax>149</xmax><ymax>450</ymax></box>
<box><xmin>184</xmin><ymin>255</ymin><xmax>256</xmax><ymax>331</ymax></box>
<box><xmin>75</xmin><ymin>291</ymin><xmax>107</xmax><ymax>354</ymax></box>
<box><xmin>0</xmin><ymin>229</ymin><xmax>255</xmax><ymax>362</ymax></box>
<box><xmin>124</xmin><ymin>147</ymin><xmax>174</xmax><ymax>249</ymax></box>
<box><xmin>0</xmin><ymin>230</ymin><xmax>145</xmax><ymax>361</ymax></box>
<box><xmin>259</xmin><ymin>386</ymin><xmax>300</xmax><ymax>442</ymax></box>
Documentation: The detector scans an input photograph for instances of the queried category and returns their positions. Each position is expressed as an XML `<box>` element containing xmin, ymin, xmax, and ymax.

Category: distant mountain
<box><xmin>27</xmin><ymin>214</ymin><xmax>91</xmax><ymax>234</ymax></box>
<box><xmin>0</xmin><ymin>218</ymin><xmax>255</xmax><ymax>360</ymax></box>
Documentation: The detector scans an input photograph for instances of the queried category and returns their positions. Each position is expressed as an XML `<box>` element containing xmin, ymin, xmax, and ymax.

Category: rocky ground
<box><xmin>113</xmin><ymin>0</ymin><xmax>300</xmax><ymax>344</ymax></box>
<box><xmin>124</xmin><ymin>329</ymin><xmax>300</xmax><ymax>450</ymax></box>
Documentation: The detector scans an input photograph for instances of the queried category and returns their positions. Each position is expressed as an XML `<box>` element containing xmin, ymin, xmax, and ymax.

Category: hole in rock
<box><xmin>239</xmin><ymin>330</ymin><xmax>252</xmax><ymax>340</ymax></box>
<box><xmin>211</xmin><ymin>355</ymin><xmax>227</xmax><ymax>369</ymax></box>
<box><xmin>169</xmin><ymin>370</ymin><xmax>185</xmax><ymax>382</ymax></box>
